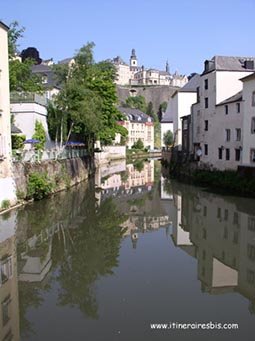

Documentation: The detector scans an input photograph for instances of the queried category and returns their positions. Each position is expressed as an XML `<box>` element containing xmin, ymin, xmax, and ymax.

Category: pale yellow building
<box><xmin>118</xmin><ymin>107</ymin><xmax>154</xmax><ymax>149</ymax></box>
<box><xmin>0</xmin><ymin>22</ymin><xmax>17</xmax><ymax>206</ymax></box>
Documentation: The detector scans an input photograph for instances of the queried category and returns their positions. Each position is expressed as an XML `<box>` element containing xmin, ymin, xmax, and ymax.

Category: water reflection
<box><xmin>167</xmin><ymin>179</ymin><xmax>255</xmax><ymax>314</ymax></box>
<box><xmin>1</xmin><ymin>161</ymin><xmax>255</xmax><ymax>340</ymax></box>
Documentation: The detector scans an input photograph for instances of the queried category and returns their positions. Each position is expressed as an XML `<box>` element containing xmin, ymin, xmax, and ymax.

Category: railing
<box><xmin>12</xmin><ymin>148</ymin><xmax>88</xmax><ymax>163</ymax></box>
<box><xmin>10</xmin><ymin>92</ymin><xmax>48</xmax><ymax>106</ymax></box>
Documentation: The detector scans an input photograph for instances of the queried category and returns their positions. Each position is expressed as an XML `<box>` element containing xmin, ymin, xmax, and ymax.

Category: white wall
<box><xmin>242</xmin><ymin>77</ymin><xmax>255</xmax><ymax>165</ymax></box>
<box><xmin>11</xmin><ymin>102</ymin><xmax>51</xmax><ymax>147</ymax></box>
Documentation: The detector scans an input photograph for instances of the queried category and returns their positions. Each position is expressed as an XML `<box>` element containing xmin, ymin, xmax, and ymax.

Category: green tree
<box><xmin>51</xmin><ymin>42</ymin><xmax>126</xmax><ymax>148</ymax></box>
<box><xmin>163</xmin><ymin>130</ymin><xmax>173</xmax><ymax>147</ymax></box>
<box><xmin>32</xmin><ymin>120</ymin><xmax>46</xmax><ymax>150</ymax></box>
<box><xmin>132</xmin><ymin>138</ymin><xmax>144</xmax><ymax>150</ymax></box>
<box><xmin>124</xmin><ymin>95</ymin><xmax>147</xmax><ymax>113</ymax></box>
<box><xmin>8</xmin><ymin>21</ymin><xmax>43</xmax><ymax>92</ymax></box>
<box><xmin>146</xmin><ymin>101</ymin><xmax>154</xmax><ymax>117</ymax></box>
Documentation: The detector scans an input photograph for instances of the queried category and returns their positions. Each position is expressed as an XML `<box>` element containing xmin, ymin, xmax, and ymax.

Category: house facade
<box><xmin>118</xmin><ymin>107</ymin><xmax>154</xmax><ymax>149</ymax></box>
<box><xmin>0</xmin><ymin>22</ymin><xmax>17</xmax><ymax>205</ymax></box>
<box><xmin>241</xmin><ymin>73</ymin><xmax>255</xmax><ymax>166</ymax></box>
<box><xmin>166</xmin><ymin>74</ymin><xmax>200</xmax><ymax>150</ymax></box>
<box><xmin>191</xmin><ymin>56</ymin><xmax>255</xmax><ymax>170</ymax></box>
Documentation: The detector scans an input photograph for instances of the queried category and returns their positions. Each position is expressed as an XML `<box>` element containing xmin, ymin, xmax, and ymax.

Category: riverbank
<box><xmin>0</xmin><ymin>156</ymin><xmax>94</xmax><ymax>214</ymax></box>
<box><xmin>166</xmin><ymin>161</ymin><xmax>255</xmax><ymax>198</ymax></box>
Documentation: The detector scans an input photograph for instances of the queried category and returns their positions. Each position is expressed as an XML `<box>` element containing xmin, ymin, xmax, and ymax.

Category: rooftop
<box><xmin>202</xmin><ymin>56</ymin><xmax>255</xmax><ymax>75</ymax></box>
<box><xmin>241</xmin><ymin>72</ymin><xmax>255</xmax><ymax>82</ymax></box>
<box><xmin>216</xmin><ymin>91</ymin><xmax>243</xmax><ymax>106</ymax></box>
<box><xmin>118</xmin><ymin>107</ymin><xmax>153</xmax><ymax>123</ymax></box>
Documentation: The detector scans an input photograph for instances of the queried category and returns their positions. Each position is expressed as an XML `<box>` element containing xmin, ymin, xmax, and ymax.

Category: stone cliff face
<box><xmin>116</xmin><ymin>85</ymin><xmax>178</xmax><ymax>111</ymax></box>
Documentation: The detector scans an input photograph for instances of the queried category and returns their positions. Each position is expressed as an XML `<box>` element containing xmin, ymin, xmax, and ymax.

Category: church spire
<box><xmin>166</xmin><ymin>60</ymin><xmax>170</xmax><ymax>73</ymax></box>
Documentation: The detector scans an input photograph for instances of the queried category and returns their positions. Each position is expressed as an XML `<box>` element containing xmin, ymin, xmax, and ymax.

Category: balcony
<box><xmin>10</xmin><ymin>92</ymin><xmax>48</xmax><ymax>106</ymax></box>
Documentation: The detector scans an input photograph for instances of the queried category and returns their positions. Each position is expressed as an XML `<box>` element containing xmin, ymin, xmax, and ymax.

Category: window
<box><xmin>204</xmin><ymin>144</ymin><xmax>208</xmax><ymax>155</ymax></box>
<box><xmin>248</xmin><ymin>244</ymin><xmax>255</xmax><ymax>261</ymax></box>
<box><xmin>203</xmin><ymin>206</ymin><xmax>207</xmax><ymax>217</ymax></box>
<box><xmin>226</xmin><ymin>148</ymin><xmax>230</xmax><ymax>160</ymax></box>
<box><xmin>204</xmin><ymin>120</ymin><xmax>208</xmax><ymax>131</ymax></box>
<box><xmin>196</xmin><ymin>87</ymin><xmax>200</xmax><ymax>103</ymax></box>
<box><xmin>223</xmin><ymin>227</ymin><xmax>228</xmax><ymax>239</ymax></box>
<box><xmin>233</xmin><ymin>212</ymin><xmax>239</xmax><ymax>225</ymax></box>
<box><xmin>2</xmin><ymin>295</ymin><xmax>11</xmax><ymax>326</ymax></box>
<box><xmin>217</xmin><ymin>207</ymin><xmax>222</xmax><ymax>219</ymax></box>
<box><xmin>236</xmin><ymin>102</ymin><xmax>240</xmax><ymax>113</ymax></box>
<box><xmin>235</xmin><ymin>148</ymin><xmax>241</xmax><ymax>161</ymax></box>
<box><xmin>205</xmin><ymin>97</ymin><xmax>208</xmax><ymax>108</ymax></box>
<box><xmin>225</xmin><ymin>129</ymin><xmax>231</xmax><ymax>141</ymax></box>
<box><xmin>202</xmin><ymin>228</ymin><xmax>207</xmax><ymax>239</ymax></box>
<box><xmin>0</xmin><ymin>257</ymin><xmax>13</xmax><ymax>286</ymax></box>
<box><xmin>224</xmin><ymin>209</ymin><xmax>228</xmax><ymax>221</ymax></box>
<box><xmin>247</xmin><ymin>269</ymin><xmax>255</xmax><ymax>285</ymax></box>
<box><xmin>225</xmin><ymin>105</ymin><xmax>228</xmax><ymax>115</ymax></box>
<box><xmin>250</xmin><ymin>149</ymin><xmax>255</xmax><ymax>163</ymax></box>
<box><xmin>202</xmin><ymin>250</ymin><xmax>206</xmax><ymax>260</ymax></box>
<box><xmin>218</xmin><ymin>147</ymin><xmax>223</xmax><ymax>160</ymax></box>
<box><xmin>251</xmin><ymin>117</ymin><xmax>255</xmax><ymax>134</ymax></box>
<box><xmin>204</xmin><ymin>79</ymin><xmax>208</xmax><ymax>90</ymax></box>
<box><xmin>252</xmin><ymin>91</ymin><xmax>255</xmax><ymax>106</ymax></box>
<box><xmin>248</xmin><ymin>216</ymin><xmax>255</xmax><ymax>231</ymax></box>
<box><xmin>236</xmin><ymin>128</ymin><xmax>241</xmax><ymax>141</ymax></box>
<box><xmin>233</xmin><ymin>232</ymin><xmax>239</xmax><ymax>244</ymax></box>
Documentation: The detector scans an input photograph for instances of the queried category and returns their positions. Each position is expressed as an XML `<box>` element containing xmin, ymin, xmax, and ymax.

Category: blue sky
<box><xmin>1</xmin><ymin>0</ymin><xmax>255</xmax><ymax>75</ymax></box>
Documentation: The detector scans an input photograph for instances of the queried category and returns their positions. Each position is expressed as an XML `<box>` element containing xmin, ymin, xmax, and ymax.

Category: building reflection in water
<box><xmin>167</xmin><ymin>179</ymin><xmax>255</xmax><ymax>314</ymax></box>
<box><xmin>0</xmin><ymin>211</ymin><xmax>20</xmax><ymax>341</ymax></box>
<box><xmin>99</xmin><ymin>160</ymin><xmax>172</xmax><ymax>248</ymax></box>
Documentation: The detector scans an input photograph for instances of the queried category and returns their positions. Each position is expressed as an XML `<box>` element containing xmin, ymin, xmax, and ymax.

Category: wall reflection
<box><xmin>167</xmin><ymin>180</ymin><xmax>255</xmax><ymax>314</ymax></box>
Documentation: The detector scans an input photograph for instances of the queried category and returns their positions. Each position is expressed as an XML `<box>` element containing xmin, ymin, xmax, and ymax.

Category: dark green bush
<box><xmin>27</xmin><ymin>172</ymin><xmax>53</xmax><ymax>200</ymax></box>
<box><xmin>11</xmin><ymin>134</ymin><xmax>26</xmax><ymax>150</ymax></box>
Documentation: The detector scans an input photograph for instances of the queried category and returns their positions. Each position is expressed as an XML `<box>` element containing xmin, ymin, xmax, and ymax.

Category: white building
<box><xmin>10</xmin><ymin>93</ymin><xmax>51</xmax><ymax>148</ymax></box>
<box><xmin>165</xmin><ymin>74</ymin><xmax>200</xmax><ymax>150</ymax></box>
<box><xmin>241</xmin><ymin>72</ymin><xmax>255</xmax><ymax>166</ymax></box>
<box><xmin>0</xmin><ymin>22</ymin><xmax>17</xmax><ymax>205</ymax></box>
<box><xmin>113</xmin><ymin>49</ymin><xmax>187</xmax><ymax>87</ymax></box>
<box><xmin>118</xmin><ymin>107</ymin><xmax>154</xmax><ymax>150</ymax></box>
<box><xmin>192</xmin><ymin>56</ymin><xmax>255</xmax><ymax>170</ymax></box>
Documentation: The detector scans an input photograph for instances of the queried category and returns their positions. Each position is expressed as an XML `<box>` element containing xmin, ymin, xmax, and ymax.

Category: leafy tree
<box><xmin>11</xmin><ymin>134</ymin><xmax>26</xmax><ymax>149</ymax></box>
<box><xmin>124</xmin><ymin>95</ymin><xmax>147</xmax><ymax>113</ymax></box>
<box><xmin>8</xmin><ymin>21</ymin><xmax>43</xmax><ymax>92</ymax></box>
<box><xmin>146</xmin><ymin>101</ymin><xmax>154</xmax><ymax>117</ymax></box>
<box><xmin>163</xmin><ymin>130</ymin><xmax>173</xmax><ymax>147</ymax></box>
<box><xmin>32</xmin><ymin>120</ymin><xmax>46</xmax><ymax>150</ymax></box>
<box><xmin>132</xmin><ymin>138</ymin><xmax>144</xmax><ymax>150</ymax></box>
<box><xmin>51</xmin><ymin>42</ymin><xmax>126</xmax><ymax>148</ymax></box>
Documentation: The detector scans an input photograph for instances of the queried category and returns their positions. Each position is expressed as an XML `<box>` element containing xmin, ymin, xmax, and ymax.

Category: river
<box><xmin>0</xmin><ymin>159</ymin><xmax>255</xmax><ymax>340</ymax></box>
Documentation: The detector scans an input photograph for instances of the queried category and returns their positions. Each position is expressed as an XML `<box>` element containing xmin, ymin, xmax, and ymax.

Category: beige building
<box><xmin>118</xmin><ymin>107</ymin><xmax>154</xmax><ymax>149</ymax></box>
<box><xmin>112</xmin><ymin>49</ymin><xmax>187</xmax><ymax>87</ymax></box>
<box><xmin>0</xmin><ymin>22</ymin><xmax>17</xmax><ymax>205</ymax></box>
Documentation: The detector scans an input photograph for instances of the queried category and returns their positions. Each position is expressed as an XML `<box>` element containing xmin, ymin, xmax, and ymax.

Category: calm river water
<box><xmin>1</xmin><ymin>160</ymin><xmax>255</xmax><ymax>341</ymax></box>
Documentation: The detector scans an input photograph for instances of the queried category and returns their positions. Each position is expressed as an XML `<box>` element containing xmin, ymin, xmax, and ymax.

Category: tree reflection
<box><xmin>53</xmin><ymin>197</ymin><xmax>126</xmax><ymax>319</ymax></box>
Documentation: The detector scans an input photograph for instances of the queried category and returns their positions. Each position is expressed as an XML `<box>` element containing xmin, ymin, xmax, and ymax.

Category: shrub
<box><xmin>11</xmin><ymin>134</ymin><xmax>26</xmax><ymax>150</ymax></box>
<box><xmin>27</xmin><ymin>172</ymin><xmax>53</xmax><ymax>200</ymax></box>
<box><xmin>32</xmin><ymin>120</ymin><xmax>46</xmax><ymax>150</ymax></box>
<box><xmin>132</xmin><ymin>138</ymin><xmax>144</xmax><ymax>150</ymax></box>
<box><xmin>1</xmin><ymin>199</ymin><xmax>10</xmax><ymax>210</ymax></box>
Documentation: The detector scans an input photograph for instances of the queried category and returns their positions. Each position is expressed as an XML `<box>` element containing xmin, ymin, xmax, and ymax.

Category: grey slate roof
<box><xmin>58</xmin><ymin>57</ymin><xmax>73</xmax><ymax>65</ymax></box>
<box><xmin>241</xmin><ymin>72</ymin><xmax>255</xmax><ymax>82</ymax></box>
<box><xmin>202</xmin><ymin>56</ymin><xmax>255</xmax><ymax>75</ymax></box>
<box><xmin>161</xmin><ymin>110</ymin><xmax>173</xmax><ymax>123</ymax></box>
<box><xmin>179</xmin><ymin>73</ymin><xmax>200</xmax><ymax>92</ymax></box>
<box><xmin>0</xmin><ymin>21</ymin><xmax>9</xmax><ymax>31</ymax></box>
<box><xmin>118</xmin><ymin>107</ymin><xmax>153</xmax><ymax>123</ymax></box>
<box><xmin>32</xmin><ymin>64</ymin><xmax>59</xmax><ymax>89</ymax></box>
<box><xmin>11</xmin><ymin>124</ymin><xmax>22</xmax><ymax>134</ymax></box>
<box><xmin>216</xmin><ymin>91</ymin><xmax>243</xmax><ymax>106</ymax></box>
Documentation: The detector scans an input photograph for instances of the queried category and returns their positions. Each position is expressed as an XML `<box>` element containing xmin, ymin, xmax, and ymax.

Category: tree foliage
<box><xmin>163</xmin><ymin>130</ymin><xmax>173</xmax><ymax>147</ymax></box>
<box><xmin>32</xmin><ymin>120</ymin><xmax>46</xmax><ymax>150</ymax></box>
<box><xmin>50</xmin><ymin>42</ymin><xmax>126</xmax><ymax>147</ymax></box>
<box><xmin>8</xmin><ymin>21</ymin><xmax>43</xmax><ymax>92</ymax></box>
<box><xmin>124</xmin><ymin>95</ymin><xmax>147</xmax><ymax>113</ymax></box>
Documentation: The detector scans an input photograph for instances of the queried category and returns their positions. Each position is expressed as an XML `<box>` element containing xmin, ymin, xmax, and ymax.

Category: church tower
<box><xmin>166</xmin><ymin>60</ymin><xmax>170</xmax><ymax>73</ymax></box>
<box><xmin>130</xmin><ymin>48</ymin><xmax>138</xmax><ymax>71</ymax></box>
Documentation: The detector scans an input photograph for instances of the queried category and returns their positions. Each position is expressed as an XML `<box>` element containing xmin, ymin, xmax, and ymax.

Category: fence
<box><xmin>12</xmin><ymin>148</ymin><xmax>88</xmax><ymax>163</ymax></box>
